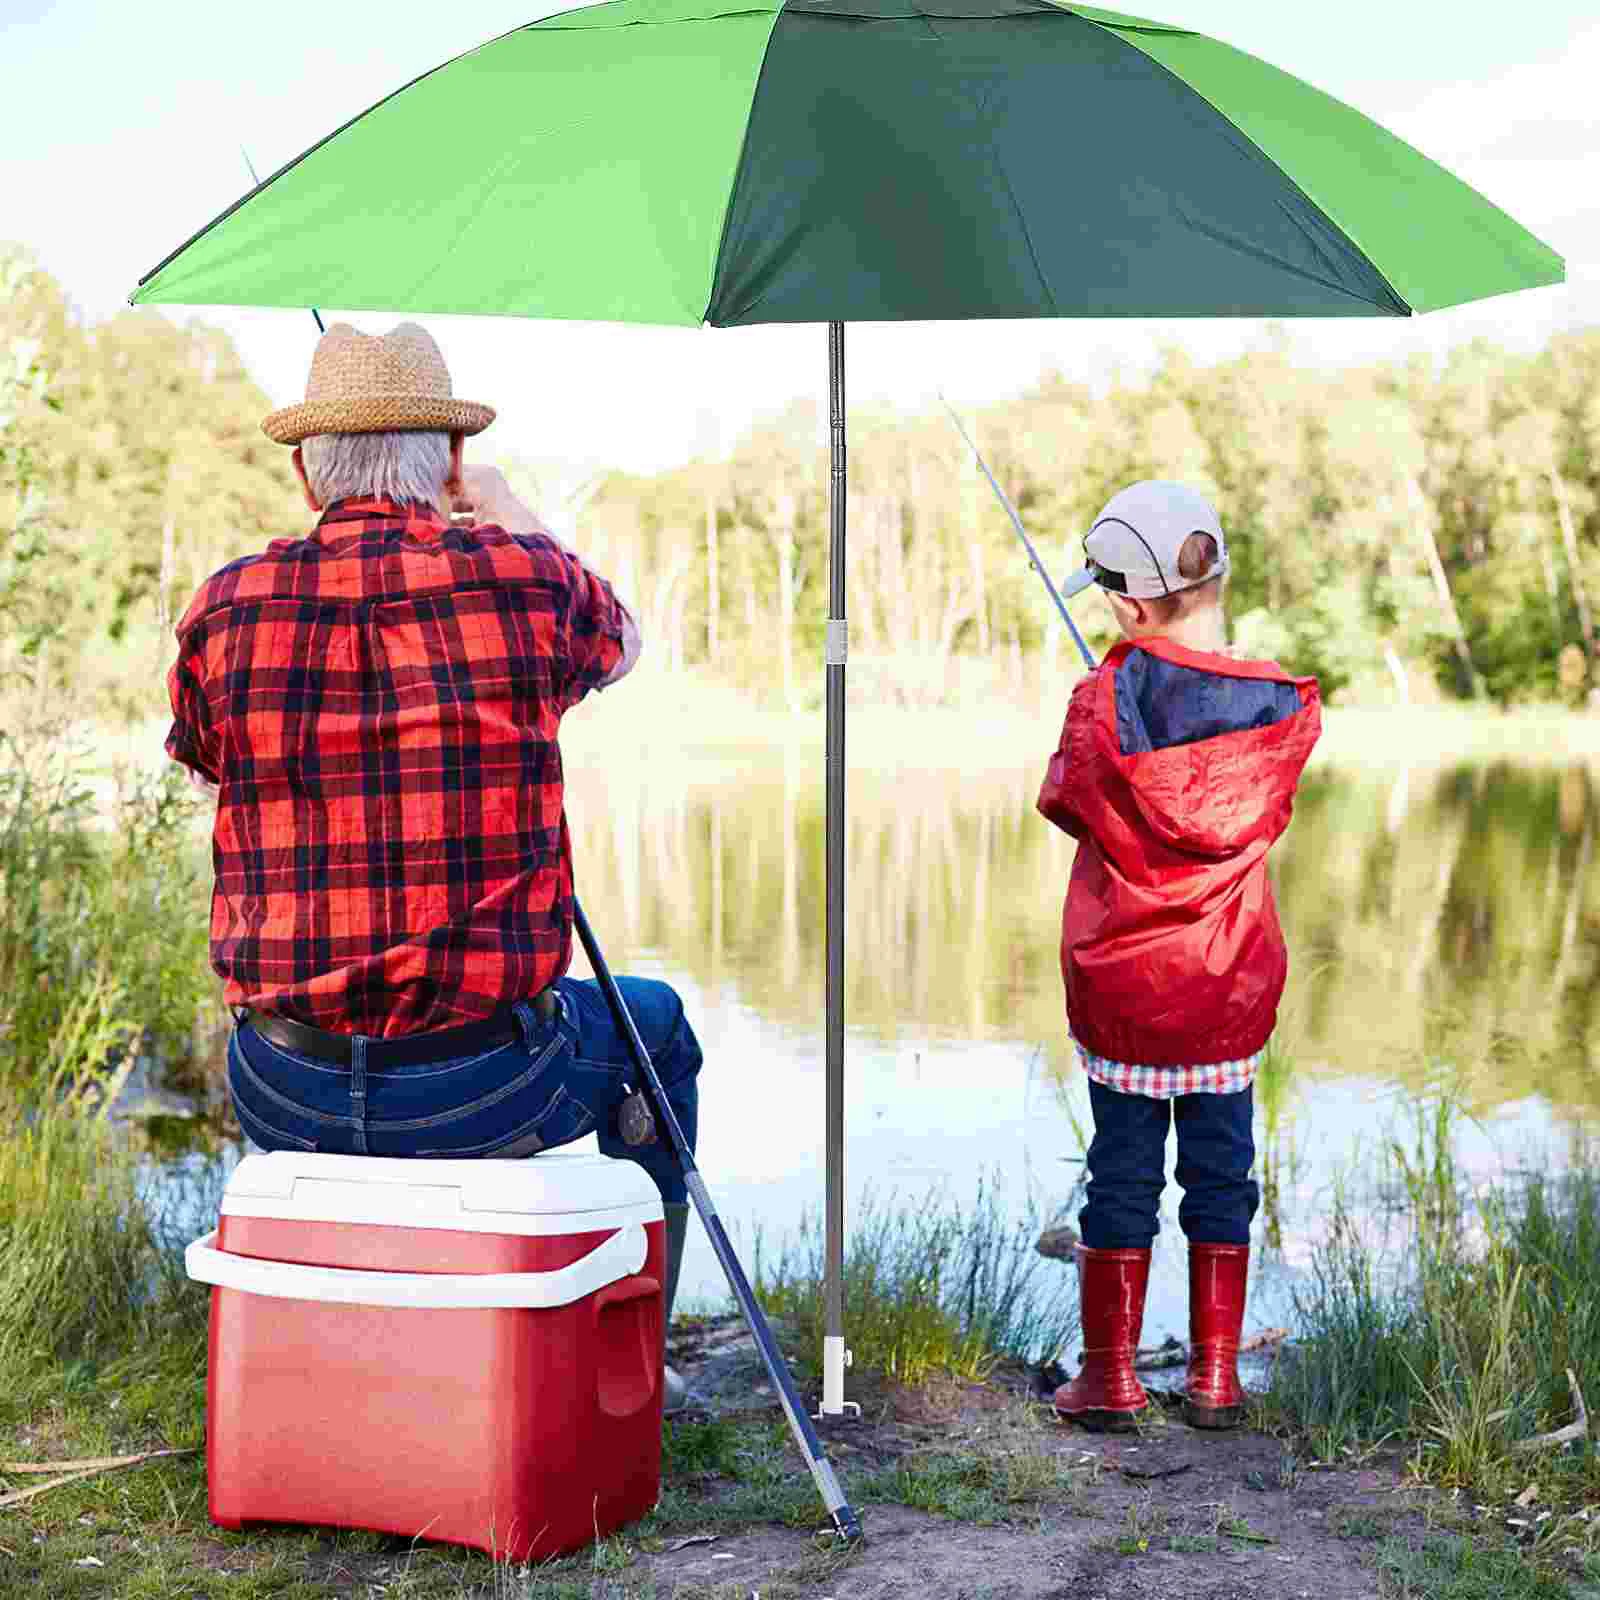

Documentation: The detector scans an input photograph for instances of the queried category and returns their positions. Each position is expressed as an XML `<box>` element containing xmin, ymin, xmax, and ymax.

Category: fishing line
<box><xmin>939</xmin><ymin>395</ymin><xmax>1097</xmax><ymax>671</ymax></box>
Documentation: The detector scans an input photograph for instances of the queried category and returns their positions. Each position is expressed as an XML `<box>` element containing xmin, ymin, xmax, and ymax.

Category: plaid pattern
<box><xmin>1076</xmin><ymin>1045</ymin><xmax>1261</xmax><ymax>1100</ymax></box>
<box><xmin>166</xmin><ymin>496</ymin><xmax>626</xmax><ymax>1038</ymax></box>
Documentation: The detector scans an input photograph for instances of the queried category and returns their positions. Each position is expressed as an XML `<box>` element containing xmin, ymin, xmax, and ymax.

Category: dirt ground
<box><xmin>2</xmin><ymin>1317</ymin><xmax>1510</xmax><ymax>1600</ymax></box>
<box><xmin>645</xmin><ymin>1318</ymin><xmax>1443</xmax><ymax>1600</ymax></box>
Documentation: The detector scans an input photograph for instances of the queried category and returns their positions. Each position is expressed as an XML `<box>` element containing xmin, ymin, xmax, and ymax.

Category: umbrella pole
<box><xmin>819</xmin><ymin>320</ymin><xmax>858</xmax><ymax>1419</ymax></box>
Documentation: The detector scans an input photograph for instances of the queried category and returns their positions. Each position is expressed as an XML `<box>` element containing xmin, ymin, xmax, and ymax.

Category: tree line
<box><xmin>4</xmin><ymin>246</ymin><xmax>1597</xmax><ymax>717</ymax></box>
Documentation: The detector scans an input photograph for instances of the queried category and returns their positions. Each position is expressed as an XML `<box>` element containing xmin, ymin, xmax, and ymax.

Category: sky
<box><xmin>3</xmin><ymin>0</ymin><xmax>1597</xmax><ymax>480</ymax></box>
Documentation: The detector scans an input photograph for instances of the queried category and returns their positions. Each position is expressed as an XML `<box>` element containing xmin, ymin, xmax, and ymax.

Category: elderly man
<box><xmin>166</xmin><ymin>322</ymin><xmax>701</xmax><ymax>1406</ymax></box>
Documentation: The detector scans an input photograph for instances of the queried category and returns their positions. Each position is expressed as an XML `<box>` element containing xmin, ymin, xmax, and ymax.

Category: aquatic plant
<box><xmin>0</xmin><ymin>734</ymin><xmax>212</xmax><ymax>1114</ymax></box>
<box><xmin>749</xmin><ymin>1175</ymin><xmax>1079</xmax><ymax>1386</ymax></box>
<box><xmin>1273</xmin><ymin>1090</ymin><xmax>1600</xmax><ymax>1500</ymax></box>
<box><xmin>0</xmin><ymin>1109</ymin><xmax>216</xmax><ymax>1451</ymax></box>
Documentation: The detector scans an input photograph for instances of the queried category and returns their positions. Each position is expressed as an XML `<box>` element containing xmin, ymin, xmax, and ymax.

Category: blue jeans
<box><xmin>1079</xmin><ymin>1080</ymin><xmax>1257</xmax><ymax>1250</ymax></box>
<box><xmin>228</xmin><ymin>977</ymin><xmax>702</xmax><ymax>1204</ymax></box>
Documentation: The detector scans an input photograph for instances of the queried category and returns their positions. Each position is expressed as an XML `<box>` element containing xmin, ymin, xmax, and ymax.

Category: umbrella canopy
<box><xmin>135</xmin><ymin>0</ymin><xmax>1562</xmax><ymax>323</ymax></box>
<box><xmin>132</xmin><ymin>0</ymin><xmax>1563</xmax><ymax>1420</ymax></box>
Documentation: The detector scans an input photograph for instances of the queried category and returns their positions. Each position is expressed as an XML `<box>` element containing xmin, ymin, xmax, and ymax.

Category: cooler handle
<box><xmin>593</xmin><ymin>1277</ymin><xmax>662</xmax><ymax>1420</ymax></box>
<box><xmin>184</xmin><ymin>1222</ymin><xmax>647</xmax><ymax>1310</ymax></box>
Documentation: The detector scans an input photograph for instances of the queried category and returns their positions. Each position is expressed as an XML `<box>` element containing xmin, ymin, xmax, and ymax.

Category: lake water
<box><xmin>134</xmin><ymin>728</ymin><xmax>1600</xmax><ymax>1367</ymax></box>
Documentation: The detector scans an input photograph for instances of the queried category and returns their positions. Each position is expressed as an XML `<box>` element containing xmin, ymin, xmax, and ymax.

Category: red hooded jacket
<box><xmin>1037</xmin><ymin>636</ymin><xmax>1321</xmax><ymax>1067</ymax></box>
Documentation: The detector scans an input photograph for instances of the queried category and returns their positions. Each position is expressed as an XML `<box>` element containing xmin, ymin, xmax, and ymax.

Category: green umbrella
<box><xmin>133</xmin><ymin>0</ymin><xmax>1563</xmax><ymax>1421</ymax></box>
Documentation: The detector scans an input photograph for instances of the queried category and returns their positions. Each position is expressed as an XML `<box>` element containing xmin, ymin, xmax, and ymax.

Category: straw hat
<box><xmin>262</xmin><ymin>322</ymin><xmax>495</xmax><ymax>445</ymax></box>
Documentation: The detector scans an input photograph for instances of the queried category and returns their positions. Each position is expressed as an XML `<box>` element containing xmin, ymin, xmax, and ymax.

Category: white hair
<box><xmin>300</xmin><ymin>430</ymin><xmax>451</xmax><ymax>507</ymax></box>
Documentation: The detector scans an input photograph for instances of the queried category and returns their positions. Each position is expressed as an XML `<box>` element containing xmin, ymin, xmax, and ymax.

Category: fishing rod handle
<box><xmin>572</xmin><ymin>899</ymin><xmax>696</xmax><ymax>1164</ymax></box>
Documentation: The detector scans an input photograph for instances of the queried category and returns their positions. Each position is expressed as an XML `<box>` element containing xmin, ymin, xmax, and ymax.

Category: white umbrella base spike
<box><xmin>815</xmin><ymin>1336</ymin><xmax>860</xmax><ymax>1419</ymax></box>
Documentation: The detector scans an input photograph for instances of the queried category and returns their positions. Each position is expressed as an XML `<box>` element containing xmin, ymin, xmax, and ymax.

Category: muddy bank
<box><xmin>2</xmin><ymin>1313</ymin><xmax>1556</xmax><ymax>1599</ymax></box>
<box><xmin>649</xmin><ymin>1316</ymin><xmax>1446</xmax><ymax>1600</ymax></box>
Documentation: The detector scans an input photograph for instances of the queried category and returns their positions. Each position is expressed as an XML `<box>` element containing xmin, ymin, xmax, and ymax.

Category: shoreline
<box><xmin>39</xmin><ymin>693</ymin><xmax>1600</xmax><ymax>794</ymax></box>
<box><xmin>6</xmin><ymin>1112</ymin><xmax>1592</xmax><ymax>1599</ymax></box>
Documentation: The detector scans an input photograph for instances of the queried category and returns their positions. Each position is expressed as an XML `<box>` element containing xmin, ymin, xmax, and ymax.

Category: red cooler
<box><xmin>186</xmin><ymin>1150</ymin><xmax>665</xmax><ymax>1561</ymax></box>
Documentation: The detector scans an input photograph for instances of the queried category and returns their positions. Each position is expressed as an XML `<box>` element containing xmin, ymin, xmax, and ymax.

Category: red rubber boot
<box><xmin>1052</xmin><ymin>1246</ymin><xmax>1151</xmax><ymax>1431</ymax></box>
<box><xmin>1185</xmin><ymin>1243</ymin><xmax>1249</xmax><ymax>1429</ymax></box>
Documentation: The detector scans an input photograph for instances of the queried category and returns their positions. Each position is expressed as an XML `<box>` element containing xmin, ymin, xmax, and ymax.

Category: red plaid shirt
<box><xmin>166</xmin><ymin>496</ymin><xmax>627</xmax><ymax>1037</ymax></box>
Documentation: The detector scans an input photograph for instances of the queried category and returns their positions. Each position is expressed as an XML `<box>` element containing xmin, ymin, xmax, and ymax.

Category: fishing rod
<box><xmin>573</xmin><ymin>900</ymin><xmax>863</xmax><ymax>1544</ymax></box>
<box><xmin>939</xmin><ymin>396</ymin><xmax>1097</xmax><ymax>671</ymax></box>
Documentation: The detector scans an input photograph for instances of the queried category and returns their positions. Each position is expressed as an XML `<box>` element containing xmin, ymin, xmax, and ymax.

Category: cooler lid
<box><xmin>219</xmin><ymin>1151</ymin><xmax>664</xmax><ymax>1236</ymax></box>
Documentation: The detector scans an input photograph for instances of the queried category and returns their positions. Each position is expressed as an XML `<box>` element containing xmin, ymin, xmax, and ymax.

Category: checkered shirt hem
<box><xmin>1075</xmin><ymin>1045</ymin><xmax>1262</xmax><ymax>1099</ymax></box>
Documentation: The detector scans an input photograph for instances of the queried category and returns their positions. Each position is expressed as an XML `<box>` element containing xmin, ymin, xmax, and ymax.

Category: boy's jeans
<box><xmin>228</xmin><ymin>976</ymin><xmax>702</xmax><ymax>1205</ymax></box>
<box><xmin>1079</xmin><ymin>1079</ymin><xmax>1257</xmax><ymax>1249</ymax></box>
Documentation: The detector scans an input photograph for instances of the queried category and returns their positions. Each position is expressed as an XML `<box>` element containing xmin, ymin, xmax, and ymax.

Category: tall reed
<box><xmin>1</xmin><ymin>1116</ymin><xmax>164</xmax><ymax>1365</ymax></box>
<box><xmin>0</xmin><ymin>734</ymin><xmax>211</xmax><ymax>1112</ymax></box>
<box><xmin>1274</xmin><ymin>1091</ymin><xmax>1600</xmax><ymax>1495</ymax></box>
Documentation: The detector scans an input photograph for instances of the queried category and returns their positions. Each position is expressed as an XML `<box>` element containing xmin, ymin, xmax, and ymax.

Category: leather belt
<box><xmin>244</xmin><ymin>988</ymin><xmax>558</xmax><ymax>1069</ymax></box>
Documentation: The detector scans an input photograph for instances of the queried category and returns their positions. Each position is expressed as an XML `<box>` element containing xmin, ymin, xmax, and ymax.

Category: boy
<box><xmin>1037</xmin><ymin>481</ymin><xmax>1320</xmax><ymax>1431</ymax></box>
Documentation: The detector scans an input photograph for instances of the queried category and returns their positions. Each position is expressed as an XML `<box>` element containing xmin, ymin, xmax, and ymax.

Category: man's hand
<box><xmin>450</xmin><ymin>462</ymin><xmax>638</xmax><ymax>683</ymax></box>
<box><xmin>451</xmin><ymin>466</ymin><xmax>552</xmax><ymax>539</ymax></box>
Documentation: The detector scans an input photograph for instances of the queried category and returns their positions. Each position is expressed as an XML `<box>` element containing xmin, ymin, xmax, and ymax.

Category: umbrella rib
<box><xmin>1271</xmin><ymin>197</ymin><xmax>1409</xmax><ymax>314</ymax></box>
<box><xmin>1074</xmin><ymin>17</ymin><xmax>1413</xmax><ymax>317</ymax></box>
<box><xmin>1172</xmin><ymin>200</ymin><xmax>1405</xmax><ymax>313</ymax></box>
<box><xmin>974</xmin><ymin>88</ymin><xmax>1061</xmax><ymax>317</ymax></box>
<box><xmin>539</xmin><ymin>4</ymin><xmax>784</xmax><ymax>28</ymax></box>
<box><xmin>701</xmin><ymin>4</ymin><xmax>793</xmax><ymax>325</ymax></box>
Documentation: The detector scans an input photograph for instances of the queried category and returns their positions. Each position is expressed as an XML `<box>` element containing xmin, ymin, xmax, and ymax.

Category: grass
<box><xmin>868</xmin><ymin>1443</ymin><xmax>1085</xmax><ymax>1526</ymax></box>
<box><xmin>1270</xmin><ymin>1087</ymin><xmax>1600</xmax><ymax>1530</ymax></box>
<box><xmin>4</xmin><ymin>1118</ymin><xmax>1582</xmax><ymax>1598</ymax></box>
<box><xmin>1338</xmin><ymin>1508</ymin><xmax>1397</xmax><ymax>1541</ymax></box>
<box><xmin>0</xmin><ymin>730</ymin><xmax>214</xmax><ymax>1115</ymax></box>
<box><xmin>0</xmin><ymin>1115</ymin><xmax>209</xmax><ymax>1407</ymax></box>
<box><xmin>5</xmin><ymin>715</ymin><xmax>1590</xmax><ymax>1593</ymax></box>
<box><xmin>0</xmin><ymin>1102</ymin><xmax>241</xmax><ymax>1481</ymax></box>
<box><xmin>1375</xmin><ymin>1534</ymin><xmax>1576</xmax><ymax>1599</ymax></box>
<box><xmin>748</xmin><ymin>1177</ymin><xmax>1078</xmax><ymax>1386</ymax></box>
<box><xmin>0</xmin><ymin>1121</ymin><xmax>1088</xmax><ymax>1595</ymax></box>
<box><xmin>0</xmin><ymin>1364</ymin><xmax>1075</xmax><ymax>1596</ymax></box>
<box><xmin>657</xmin><ymin>1413</ymin><xmax>1086</xmax><ymax>1534</ymax></box>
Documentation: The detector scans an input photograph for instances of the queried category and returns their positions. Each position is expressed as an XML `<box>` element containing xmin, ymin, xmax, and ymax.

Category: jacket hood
<box><xmin>1090</xmin><ymin>638</ymin><xmax>1321</xmax><ymax>862</ymax></box>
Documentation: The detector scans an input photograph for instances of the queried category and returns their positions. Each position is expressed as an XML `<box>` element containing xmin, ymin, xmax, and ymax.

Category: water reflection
<box><xmin>139</xmin><ymin>752</ymin><xmax>1600</xmax><ymax>1339</ymax></box>
<box><xmin>567</xmin><ymin>754</ymin><xmax>1059</xmax><ymax>1056</ymax></box>
<box><xmin>564</xmin><ymin>756</ymin><xmax>1600</xmax><ymax>1118</ymax></box>
<box><xmin>550</xmin><ymin>753</ymin><xmax>1600</xmax><ymax>1324</ymax></box>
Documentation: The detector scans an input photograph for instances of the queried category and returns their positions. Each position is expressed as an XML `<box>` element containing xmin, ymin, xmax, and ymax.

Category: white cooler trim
<box><xmin>185</xmin><ymin>1222</ymin><xmax>648</xmax><ymax>1310</ymax></box>
<box><xmin>219</xmin><ymin>1151</ymin><xmax>663</xmax><ymax>1237</ymax></box>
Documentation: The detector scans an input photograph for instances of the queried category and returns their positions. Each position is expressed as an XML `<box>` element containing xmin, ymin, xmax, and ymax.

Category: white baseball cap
<box><xmin>1061</xmin><ymin>481</ymin><xmax>1229</xmax><ymax>601</ymax></box>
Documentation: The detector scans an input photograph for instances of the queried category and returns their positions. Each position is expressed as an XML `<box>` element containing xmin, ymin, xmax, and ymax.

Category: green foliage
<box><xmin>1457</xmin><ymin>580</ymin><xmax>1569</xmax><ymax>705</ymax></box>
<box><xmin>0</xmin><ymin>734</ymin><xmax>214</xmax><ymax>1113</ymax></box>
<box><xmin>0</xmin><ymin>250</ymin><xmax>233</xmax><ymax>1116</ymax></box>
<box><xmin>1374</xmin><ymin>1534</ymin><xmax>1573</xmax><ymax>1600</ymax></box>
<box><xmin>584</xmin><ymin>328</ymin><xmax>1600</xmax><ymax>709</ymax></box>
<box><xmin>0</xmin><ymin>254</ymin><xmax>65</xmax><ymax>676</ymax></box>
<box><xmin>661</xmin><ymin>1416</ymin><xmax>744</xmax><ymax>1478</ymax></box>
<box><xmin>6</xmin><ymin>245</ymin><xmax>1600</xmax><ymax>712</ymax></box>
<box><xmin>1273</xmin><ymin>1092</ymin><xmax>1600</xmax><ymax>1501</ymax></box>
<box><xmin>749</xmin><ymin>1178</ymin><xmax>1077</xmax><ymax>1384</ymax></box>
<box><xmin>0</xmin><ymin>1112</ymin><xmax>208</xmax><ymax>1381</ymax></box>
<box><xmin>1234</xmin><ymin>574</ymin><xmax>1399</xmax><ymax>702</ymax></box>
<box><xmin>0</xmin><ymin>245</ymin><xmax>301</xmax><ymax>717</ymax></box>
